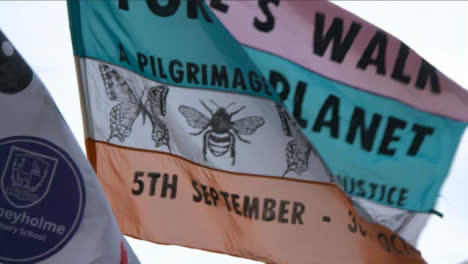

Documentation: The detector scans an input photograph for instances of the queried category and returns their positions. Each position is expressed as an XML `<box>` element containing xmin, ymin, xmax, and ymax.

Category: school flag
<box><xmin>66</xmin><ymin>0</ymin><xmax>466</xmax><ymax>263</ymax></box>
<box><xmin>0</xmin><ymin>30</ymin><xmax>139</xmax><ymax>263</ymax></box>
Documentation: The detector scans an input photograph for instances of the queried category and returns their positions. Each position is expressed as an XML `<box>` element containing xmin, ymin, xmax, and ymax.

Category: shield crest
<box><xmin>1</xmin><ymin>146</ymin><xmax>58</xmax><ymax>208</ymax></box>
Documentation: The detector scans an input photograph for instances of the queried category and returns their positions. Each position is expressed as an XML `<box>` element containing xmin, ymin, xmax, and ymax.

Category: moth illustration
<box><xmin>275</xmin><ymin>103</ymin><xmax>312</xmax><ymax>176</ymax></box>
<box><xmin>178</xmin><ymin>100</ymin><xmax>265</xmax><ymax>165</ymax></box>
<box><xmin>98</xmin><ymin>63</ymin><xmax>170</xmax><ymax>151</ymax></box>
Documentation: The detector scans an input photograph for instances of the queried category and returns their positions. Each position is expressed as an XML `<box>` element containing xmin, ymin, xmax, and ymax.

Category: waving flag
<box><xmin>208</xmin><ymin>1</ymin><xmax>468</xmax><ymax>244</ymax></box>
<box><xmin>0</xmin><ymin>30</ymin><xmax>139</xmax><ymax>263</ymax></box>
<box><xmin>67</xmin><ymin>0</ymin><xmax>466</xmax><ymax>263</ymax></box>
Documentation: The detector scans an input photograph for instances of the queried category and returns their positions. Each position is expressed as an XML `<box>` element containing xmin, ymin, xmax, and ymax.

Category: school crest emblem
<box><xmin>1</xmin><ymin>146</ymin><xmax>57</xmax><ymax>208</ymax></box>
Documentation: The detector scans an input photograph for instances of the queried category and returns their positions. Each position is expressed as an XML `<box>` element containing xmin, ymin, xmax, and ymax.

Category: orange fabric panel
<box><xmin>87</xmin><ymin>139</ymin><xmax>425</xmax><ymax>264</ymax></box>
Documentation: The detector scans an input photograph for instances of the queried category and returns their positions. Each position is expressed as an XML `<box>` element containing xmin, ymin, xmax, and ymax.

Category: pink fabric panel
<box><xmin>210</xmin><ymin>1</ymin><xmax>468</xmax><ymax>122</ymax></box>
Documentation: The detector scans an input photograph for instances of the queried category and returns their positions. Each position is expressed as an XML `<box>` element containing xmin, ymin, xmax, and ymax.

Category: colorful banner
<box><xmin>66</xmin><ymin>0</ymin><xmax>467</xmax><ymax>262</ymax></box>
<box><xmin>0</xmin><ymin>30</ymin><xmax>139</xmax><ymax>263</ymax></box>
<box><xmin>67</xmin><ymin>1</ymin><xmax>467</xmax><ymax>215</ymax></box>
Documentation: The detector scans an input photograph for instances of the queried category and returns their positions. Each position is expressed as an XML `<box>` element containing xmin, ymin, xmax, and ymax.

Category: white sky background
<box><xmin>0</xmin><ymin>1</ymin><xmax>467</xmax><ymax>263</ymax></box>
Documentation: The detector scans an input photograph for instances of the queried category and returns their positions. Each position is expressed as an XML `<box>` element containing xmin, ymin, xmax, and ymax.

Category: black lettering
<box><xmin>209</xmin><ymin>187</ymin><xmax>219</xmax><ymax>206</ymax></box>
<box><xmin>192</xmin><ymin>180</ymin><xmax>202</xmax><ymax>202</ymax></box>
<box><xmin>407</xmin><ymin>124</ymin><xmax>434</xmax><ymax>156</ymax></box>
<box><xmin>291</xmin><ymin>202</ymin><xmax>305</xmax><ymax>225</ymax></box>
<box><xmin>416</xmin><ymin>59</ymin><xmax>440</xmax><ymax>94</ymax></box>
<box><xmin>356</xmin><ymin>180</ymin><xmax>366</xmax><ymax>197</ymax></box>
<box><xmin>149</xmin><ymin>56</ymin><xmax>157</xmax><ymax>76</ymax></box>
<box><xmin>397</xmin><ymin>188</ymin><xmax>408</xmax><ymax>207</ymax></box>
<box><xmin>145</xmin><ymin>0</ymin><xmax>180</xmax><ymax>17</ymax></box>
<box><xmin>314</xmin><ymin>12</ymin><xmax>362</xmax><ymax>63</ymax></box>
<box><xmin>390</xmin><ymin>234</ymin><xmax>405</xmax><ymax>254</ymax></box>
<box><xmin>161</xmin><ymin>173</ymin><xmax>177</xmax><ymax>199</ymax></box>
<box><xmin>119</xmin><ymin>0</ymin><xmax>129</xmax><ymax>10</ymax></box>
<box><xmin>220</xmin><ymin>191</ymin><xmax>231</xmax><ymax>211</ymax></box>
<box><xmin>269</xmin><ymin>70</ymin><xmax>290</xmax><ymax>101</ymax></box>
<box><xmin>345</xmin><ymin>177</ymin><xmax>355</xmax><ymax>194</ymax></box>
<box><xmin>157</xmin><ymin>58</ymin><xmax>168</xmax><ymax>79</ymax></box>
<box><xmin>147</xmin><ymin>172</ymin><xmax>161</xmax><ymax>196</ymax></box>
<box><xmin>186</xmin><ymin>62</ymin><xmax>200</xmax><ymax>84</ymax></box>
<box><xmin>293</xmin><ymin>81</ymin><xmax>308</xmax><ymax>128</ymax></box>
<box><xmin>378</xmin><ymin>233</ymin><xmax>391</xmax><ymax>252</ymax></box>
<box><xmin>119</xmin><ymin>43</ymin><xmax>130</xmax><ymax>65</ymax></box>
<box><xmin>357</xmin><ymin>31</ymin><xmax>387</xmax><ymax>75</ymax></box>
<box><xmin>378</xmin><ymin>117</ymin><xmax>407</xmax><ymax>156</ymax></box>
<box><xmin>378</xmin><ymin>185</ymin><xmax>386</xmax><ymax>202</ymax></box>
<box><xmin>341</xmin><ymin>176</ymin><xmax>348</xmax><ymax>193</ymax></box>
<box><xmin>369</xmin><ymin>182</ymin><xmax>378</xmax><ymax>199</ymax></box>
<box><xmin>137</xmin><ymin>52</ymin><xmax>148</xmax><ymax>73</ymax></box>
<box><xmin>313</xmin><ymin>94</ymin><xmax>340</xmax><ymax>138</ymax></box>
<box><xmin>359</xmin><ymin>223</ymin><xmax>367</xmax><ymax>236</ymax></box>
<box><xmin>210</xmin><ymin>0</ymin><xmax>229</xmax><ymax>13</ymax></box>
<box><xmin>243</xmin><ymin>196</ymin><xmax>259</xmax><ymax>220</ymax></box>
<box><xmin>248</xmin><ymin>71</ymin><xmax>262</xmax><ymax>92</ymax></box>
<box><xmin>132</xmin><ymin>171</ymin><xmax>145</xmax><ymax>195</ymax></box>
<box><xmin>346</xmin><ymin>107</ymin><xmax>382</xmax><ymax>151</ymax></box>
<box><xmin>391</xmin><ymin>42</ymin><xmax>411</xmax><ymax>84</ymax></box>
<box><xmin>232</xmin><ymin>68</ymin><xmax>247</xmax><ymax>90</ymax></box>
<box><xmin>348</xmin><ymin>210</ymin><xmax>357</xmax><ymax>233</ymax></box>
<box><xmin>169</xmin><ymin>60</ymin><xmax>184</xmax><ymax>83</ymax></box>
<box><xmin>262</xmin><ymin>198</ymin><xmax>276</xmax><ymax>221</ymax></box>
<box><xmin>187</xmin><ymin>0</ymin><xmax>213</xmax><ymax>23</ymax></box>
<box><xmin>278</xmin><ymin>200</ymin><xmax>290</xmax><ymax>223</ymax></box>
<box><xmin>201</xmin><ymin>64</ymin><xmax>208</xmax><ymax>85</ymax></box>
<box><xmin>387</xmin><ymin>186</ymin><xmax>397</xmax><ymax>205</ymax></box>
<box><xmin>254</xmin><ymin>0</ymin><xmax>280</xmax><ymax>33</ymax></box>
<box><xmin>262</xmin><ymin>76</ymin><xmax>273</xmax><ymax>96</ymax></box>
<box><xmin>211</xmin><ymin>65</ymin><xmax>228</xmax><ymax>88</ymax></box>
<box><xmin>201</xmin><ymin>185</ymin><xmax>211</xmax><ymax>205</ymax></box>
<box><xmin>231</xmin><ymin>194</ymin><xmax>242</xmax><ymax>215</ymax></box>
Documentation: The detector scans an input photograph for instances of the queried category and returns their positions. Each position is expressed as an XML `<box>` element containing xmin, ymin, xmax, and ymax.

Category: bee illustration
<box><xmin>275</xmin><ymin>103</ymin><xmax>312</xmax><ymax>176</ymax></box>
<box><xmin>178</xmin><ymin>101</ymin><xmax>265</xmax><ymax>165</ymax></box>
<box><xmin>98</xmin><ymin>63</ymin><xmax>170</xmax><ymax>151</ymax></box>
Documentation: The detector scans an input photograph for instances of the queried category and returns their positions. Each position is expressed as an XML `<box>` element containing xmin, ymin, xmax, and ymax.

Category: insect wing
<box><xmin>275</xmin><ymin>103</ymin><xmax>292</xmax><ymax>137</ymax></box>
<box><xmin>232</xmin><ymin>116</ymin><xmax>265</xmax><ymax>135</ymax></box>
<box><xmin>275</xmin><ymin>103</ymin><xmax>313</xmax><ymax>176</ymax></box>
<box><xmin>98</xmin><ymin>63</ymin><xmax>142</xmax><ymax>142</ymax></box>
<box><xmin>98</xmin><ymin>63</ymin><xmax>140</xmax><ymax>104</ymax></box>
<box><xmin>150</xmin><ymin>117</ymin><xmax>170</xmax><ymax>148</ymax></box>
<box><xmin>178</xmin><ymin>106</ymin><xmax>210</xmax><ymax>129</ymax></box>
<box><xmin>109</xmin><ymin>101</ymin><xmax>142</xmax><ymax>142</ymax></box>
<box><xmin>144</xmin><ymin>85</ymin><xmax>170</xmax><ymax>148</ymax></box>
<box><xmin>145</xmin><ymin>85</ymin><xmax>169</xmax><ymax>117</ymax></box>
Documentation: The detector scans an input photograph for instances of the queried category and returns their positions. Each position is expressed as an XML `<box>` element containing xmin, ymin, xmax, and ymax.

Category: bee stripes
<box><xmin>207</xmin><ymin>132</ymin><xmax>231</xmax><ymax>157</ymax></box>
<box><xmin>179</xmin><ymin>101</ymin><xmax>265</xmax><ymax>166</ymax></box>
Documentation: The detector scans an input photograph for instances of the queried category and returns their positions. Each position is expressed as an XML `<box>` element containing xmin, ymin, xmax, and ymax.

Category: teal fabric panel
<box><xmin>67</xmin><ymin>0</ymin><xmax>279</xmax><ymax>102</ymax></box>
<box><xmin>244</xmin><ymin>46</ymin><xmax>465</xmax><ymax>212</ymax></box>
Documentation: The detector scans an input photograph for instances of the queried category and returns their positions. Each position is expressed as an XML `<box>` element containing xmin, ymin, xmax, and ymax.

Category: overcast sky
<box><xmin>0</xmin><ymin>1</ymin><xmax>466</xmax><ymax>264</ymax></box>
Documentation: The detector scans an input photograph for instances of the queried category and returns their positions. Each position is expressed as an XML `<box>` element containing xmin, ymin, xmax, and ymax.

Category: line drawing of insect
<box><xmin>98</xmin><ymin>63</ymin><xmax>170</xmax><ymax>151</ymax></box>
<box><xmin>275</xmin><ymin>103</ymin><xmax>312</xmax><ymax>177</ymax></box>
<box><xmin>178</xmin><ymin>100</ymin><xmax>265</xmax><ymax>166</ymax></box>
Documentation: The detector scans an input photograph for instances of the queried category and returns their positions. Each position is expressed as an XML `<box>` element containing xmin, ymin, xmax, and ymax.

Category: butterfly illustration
<box><xmin>179</xmin><ymin>100</ymin><xmax>265</xmax><ymax>165</ymax></box>
<box><xmin>98</xmin><ymin>63</ymin><xmax>170</xmax><ymax>151</ymax></box>
<box><xmin>275</xmin><ymin>103</ymin><xmax>312</xmax><ymax>176</ymax></box>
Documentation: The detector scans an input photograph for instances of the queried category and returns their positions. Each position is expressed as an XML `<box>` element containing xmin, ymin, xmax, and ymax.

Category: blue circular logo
<box><xmin>0</xmin><ymin>136</ymin><xmax>85</xmax><ymax>263</ymax></box>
